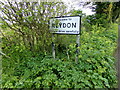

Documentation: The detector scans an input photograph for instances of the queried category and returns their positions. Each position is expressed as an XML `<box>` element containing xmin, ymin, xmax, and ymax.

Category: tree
<box><xmin>92</xmin><ymin>2</ymin><xmax>120</xmax><ymax>23</ymax></box>
<box><xmin>0</xmin><ymin>1</ymin><xmax>68</xmax><ymax>54</ymax></box>
<box><xmin>69</xmin><ymin>9</ymin><xmax>84</xmax><ymax>16</ymax></box>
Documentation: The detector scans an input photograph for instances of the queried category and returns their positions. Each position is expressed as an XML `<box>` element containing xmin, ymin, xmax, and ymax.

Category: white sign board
<box><xmin>49</xmin><ymin>16</ymin><xmax>81</xmax><ymax>34</ymax></box>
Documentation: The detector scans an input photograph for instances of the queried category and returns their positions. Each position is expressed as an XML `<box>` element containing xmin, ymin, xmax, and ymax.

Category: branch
<box><xmin>0</xmin><ymin>51</ymin><xmax>10</xmax><ymax>58</ymax></box>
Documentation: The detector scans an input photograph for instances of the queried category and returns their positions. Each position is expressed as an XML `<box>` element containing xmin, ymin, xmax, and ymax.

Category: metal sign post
<box><xmin>52</xmin><ymin>33</ymin><xmax>55</xmax><ymax>59</ymax></box>
<box><xmin>76</xmin><ymin>35</ymin><xmax>80</xmax><ymax>64</ymax></box>
<box><xmin>50</xmin><ymin>16</ymin><xmax>81</xmax><ymax>62</ymax></box>
<box><xmin>117</xmin><ymin>16</ymin><xmax>120</xmax><ymax>89</ymax></box>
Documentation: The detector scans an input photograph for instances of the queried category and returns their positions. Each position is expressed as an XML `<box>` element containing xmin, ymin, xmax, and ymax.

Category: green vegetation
<box><xmin>0</xmin><ymin>1</ymin><xmax>119</xmax><ymax>89</ymax></box>
<box><xmin>1</xmin><ymin>24</ymin><xmax>118</xmax><ymax>88</ymax></box>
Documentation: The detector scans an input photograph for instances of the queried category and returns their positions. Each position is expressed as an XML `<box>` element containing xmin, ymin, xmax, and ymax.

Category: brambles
<box><xmin>0</xmin><ymin>1</ymin><xmax>118</xmax><ymax>88</ymax></box>
<box><xmin>1</xmin><ymin>24</ymin><xmax>118</xmax><ymax>88</ymax></box>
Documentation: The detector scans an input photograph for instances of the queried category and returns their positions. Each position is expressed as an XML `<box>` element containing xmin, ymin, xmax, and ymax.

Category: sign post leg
<box><xmin>117</xmin><ymin>23</ymin><xmax>120</xmax><ymax>90</ymax></box>
<box><xmin>52</xmin><ymin>34</ymin><xmax>55</xmax><ymax>59</ymax></box>
<box><xmin>75</xmin><ymin>35</ymin><xmax>80</xmax><ymax>64</ymax></box>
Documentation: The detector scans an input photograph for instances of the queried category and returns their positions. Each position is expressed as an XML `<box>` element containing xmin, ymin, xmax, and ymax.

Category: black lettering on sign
<box><xmin>67</xmin><ymin>23</ymin><xmax>71</xmax><ymax>28</ymax></box>
<box><xmin>56</xmin><ymin>24</ymin><xmax>58</xmax><ymax>28</ymax></box>
<box><xmin>52</xmin><ymin>23</ymin><xmax>55</xmax><ymax>28</ymax></box>
<box><xmin>59</xmin><ymin>23</ymin><xmax>62</xmax><ymax>28</ymax></box>
<box><xmin>52</xmin><ymin>22</ymin><xmax>77</xmax><ymax>28</ymax></box>
<box><xmin>63</xmin><ymin>23</ymin><xmax>66</xmax><ymax>28</ymax></box>
<box><xmin>72</xmin><ymin>23</ymin><xmax>76</xmax><ymax>28</ymax></box>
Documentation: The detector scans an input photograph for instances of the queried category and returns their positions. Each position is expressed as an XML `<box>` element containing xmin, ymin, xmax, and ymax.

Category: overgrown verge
<box><xmin>2</xmin><ymin>24</ymin><xmax>118</xmax><ymax>88</ymax></box>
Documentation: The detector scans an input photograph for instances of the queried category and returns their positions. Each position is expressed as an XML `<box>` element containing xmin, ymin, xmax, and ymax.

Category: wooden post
<box><xmin>52</xmin><ymin>34</ymin><xmax>55</xmax><ymax>59</ymax></box>
<box><xmin>75</xmin><ymin>35</ymin><xmax>80</xmax><ymax>64</ymax></box>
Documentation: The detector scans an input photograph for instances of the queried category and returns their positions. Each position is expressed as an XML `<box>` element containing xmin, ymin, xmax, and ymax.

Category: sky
<box><xmin>0</xmin><ymin>0</ymin><xmax>95</xmax><ymax>15</ymax></box>
<box><xmin>62</xmin><ymin>0</ymin><xmax>95</xmax><ymax>15</ymax></box>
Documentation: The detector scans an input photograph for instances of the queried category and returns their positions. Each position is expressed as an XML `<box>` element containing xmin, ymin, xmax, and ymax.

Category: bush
<box><xmin>2</xmin><ymin>24</ymin><xmax>118</xmax><ymax>88</ymax></box>
<box><xmin>2</xmin><ymin>57</ymin><xmax>117</xmax><ymax>88</ymax></box>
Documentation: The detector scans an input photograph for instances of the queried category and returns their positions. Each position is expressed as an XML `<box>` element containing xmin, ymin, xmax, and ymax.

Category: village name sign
<box><xmin>49</xmin><ymin>16</ymin><xmax>81</xmax><ymax>63</ymax></box>
<box><xmin>49</xmin><ymin>16</ymin><xmax>81</xmax><ymax>34</ymax></box>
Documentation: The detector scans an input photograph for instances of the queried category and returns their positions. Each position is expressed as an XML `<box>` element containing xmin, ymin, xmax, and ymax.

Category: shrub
<box><xmin>2</xmin><ymin>24</ymin><xmax>118</xmax><ymax>88</ymax></box>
